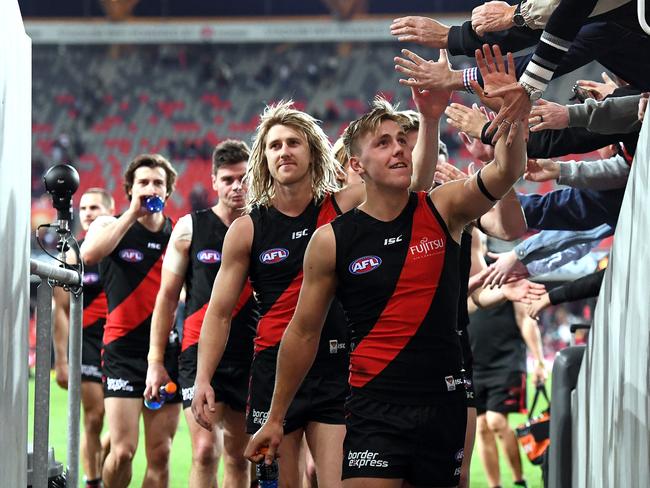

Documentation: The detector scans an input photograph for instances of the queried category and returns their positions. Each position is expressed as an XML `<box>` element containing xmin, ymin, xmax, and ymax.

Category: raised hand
<box><xmin>529</xmin><ymin>99</ymin><xmax>569</xmax><ymax>132</ymax></box>
<box><xmin>445</xmin><ymin>102</ymin><xmax>489</xmax><ymax>138</ymax></box>
<box><xmin>484</xmin><ymin>249</ymin><xmax>529</xmax><ymax>287</ymax></box>
<box><xmin>411</xmin><ymin>84</ymin><xmax>451</xmax><ymax>121</ymax></box>
<box><xmin>471</xmin><ymin>1</ymin><xmax>517</xmax><ymax>36</ymax></box>
<box><xmin>459</xmin><ymin>132</ymin><xmax>495</xmax><ymax>163</ymax></box>
<box><xmin>434</xmin><ymin>161</ymin><xmax>469</xmax><ymax>185</ymax></box>
<box><xmin>524</xmin><ymin>158</ymin><xmax>560</xmax><ymax>183</ymax></box>
<box><xmin>501</xmin><ymin>278</ymin><xmax>546</xmax><ymax>304</ymax></box>
<box><xmin>470</xmin><ymin>44</ymin><xmax>530</xmax><ymax>146</ymax></box>
<box><xmin>395</xmin><ymin>48</ymin><xmax>456</xmax><ymax>92</ymax></box>
<box><xmin>576</xmin><ymin>72</ymin><xmax>619</xmax><ymax>101</ymax></box>
<box><xmin>527</xmin><ymin>292</ymin><xmax>552</xmax><ymax>320</ymax></box>
<box><xmin>390</xmin><ymin>16</ymin><xmax>451</xmax><ymax>48</ymax></box>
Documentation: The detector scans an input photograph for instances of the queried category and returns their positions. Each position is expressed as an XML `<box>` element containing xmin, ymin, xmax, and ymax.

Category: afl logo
<box><xmin>197</xmin><ymin>249</ymin><xmax>221</xmax><ymax>264</ymax></box>
<box><xmin>349</xmin><ymin>256</ymin><xmax>382</xmax><ymax>275</ymax></box>
<box><xmin>259</xmin><ymin>248</ymin><xmax>289</xmax><ymax>264</ymax></box>
<box><xmin>119</xmin><ymin>249</ymin><xmax>144</xmax><ymax>263</ymax></box>
<box><xmin>83</xmin><ymin>272</ymin><xmax>100</xmax><ymax>285</ymax></box>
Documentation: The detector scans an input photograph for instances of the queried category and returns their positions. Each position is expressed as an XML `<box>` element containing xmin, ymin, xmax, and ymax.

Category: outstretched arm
<box><xmin>244</xmin><ymin>225</ymin><xmax>338</xmax><ymax>465</ymax></box>
<box><xmin>485</xmin><ymin>0</ymin><xmax>601</xmax><ymax>142</ymax></box>
<box><xmin>432</xmin><ymin>46</ymin><xmax>528</xmax><ymax>240</ymax></box>
<box><xmin>409</xmin><ymin>62</ymin><xmax>452</xmax><ymax>191</ymax></box>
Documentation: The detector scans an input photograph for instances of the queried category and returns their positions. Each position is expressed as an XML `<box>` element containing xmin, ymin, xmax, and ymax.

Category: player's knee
<box><xmin>486</xmin><ymin>413</ymin><xmax>508</xmax><ymax>433</ymax></box>
<box><xmin>83</xmin><ymin>409</ymin><xmax>104</xmax><ymax>435</ymax></box>
<box><xmin>146</xmin><ymin>440</ymin><xmax>173</xmax><ymax>468</ymax></box>
<box><xmin>192</xmin><ymin>439</ymin><xmax>220</xmax><ymax>468</ymax></box>
<box><xmin>111</xmin><ymin>443</ymin><xmax>136</xmax><ymax>466</ymax></box>
<box><xmin>222</xmin><ymin>449</ymin><xmax>248</xmax><ymax>474</ymax></box>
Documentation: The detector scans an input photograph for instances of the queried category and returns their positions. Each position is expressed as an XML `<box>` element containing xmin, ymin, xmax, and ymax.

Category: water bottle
<box><xmin>143</xmin><ymin>195</ymin><xmax>164</xmax><ymax>213</ymax></box>
<box><xmin>144</xmin><ymin>381</ymin><xmax>177</xmax><ymax>410</ymax></box>
<box><xmin>256</xmin><ymin>452</ymin><xmax>279</xmax><ymax>488</ymax></box>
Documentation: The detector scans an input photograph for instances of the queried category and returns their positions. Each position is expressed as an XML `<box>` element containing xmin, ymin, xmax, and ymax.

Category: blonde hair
<box><xmin>342</xmin><ymin>96</ymin><xmax>407</xmax><ymax>158</ymax></box>
<box><xmin>245</xmin><ymin>100</ymin><xmax>341</xmax><ymax>211</ymax></box>
<box><xmin>400</xmin><ymin>109</ymin><xmax>420</xmax><ymax>133</ymax></box>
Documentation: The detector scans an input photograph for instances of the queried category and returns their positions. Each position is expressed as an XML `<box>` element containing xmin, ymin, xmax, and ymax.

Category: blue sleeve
<box><xmin>526</xmin><ymin>242</ymin><xmax>600</xmax><ymax>277</ymax></box>
<box><xmin>514</xmin><ymin>224</ymin><xmax>612</xmax><ymax>264</ymax></box>
<box><xmin>517</xmin><ymin>187</ymin><xmax>624</xmax><ymax>231</ymax></box>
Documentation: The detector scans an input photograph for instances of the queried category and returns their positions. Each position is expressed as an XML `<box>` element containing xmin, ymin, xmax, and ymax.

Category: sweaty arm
<box><xmin>80</xmin><ymin>214</ymin><xmax>135</xmax><ymax>265</ymax></box>
<box><xmin>147</xmin><ymin>215</ymin><xmax>192</xmax><ymax>364</ymax></box>
<box><xmin>432</xmin><ymin>121</ymin><xmax>527</xmax><ymax>239</ymax></box>
<box><xmin>410</xmin><ymin>114</ymin><xmax>440</xmax><ymax>191</ymax></box>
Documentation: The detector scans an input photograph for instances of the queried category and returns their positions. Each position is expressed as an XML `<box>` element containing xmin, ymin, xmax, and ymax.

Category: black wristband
<box><xmin>475</xmin><ymin>215</ymin><xmax>486</xmax><ymax>233</ymax></box>
<box><xmin>476</xmin><ymin>168</ymin><xmax>498</xmax><ymax>202</ymax></box>
<box><xmin>481</xmin><ymin>122</ymin><xmax>496</xmax><ymax>146</ymax></box>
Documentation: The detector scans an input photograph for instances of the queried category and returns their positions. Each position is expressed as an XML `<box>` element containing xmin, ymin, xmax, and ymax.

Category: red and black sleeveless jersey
<box><xmin>79</xmin><ymin>238</ymin><xmax>107</xmax><ymax>329</ymax></box>
<box><xmin>332</xmin><ymin>192</ymin><xmax>463</xmax><ymax>404</ymax></box>
<box><xmin>183</xmin><ymin>209</ymin><xmax>258</xmax><ymax>364</ymax></box>
<box><xmin>248</xmin><ymin>194</ymin><xmax>347</xmax><ymax>374</ymax></box>
<box><xmin>99</xmin><ymin>218</ymin><xmax>173</xmax><ymax>350</ymax></box>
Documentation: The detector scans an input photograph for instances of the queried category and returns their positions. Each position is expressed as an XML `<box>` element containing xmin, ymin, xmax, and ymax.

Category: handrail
<box><xmin>640</xmin><ymin>0</ymin><xmax>650</xmax><ymax>35</ymax></box>
<box><xmin>30</xmin><ymin>258</ymin><xmax>83</xmax><ymax>488</ymax></box>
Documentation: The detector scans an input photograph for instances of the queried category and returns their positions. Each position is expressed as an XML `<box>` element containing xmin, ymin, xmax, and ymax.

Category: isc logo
<box><xmin>259</xmin><ymin>248</ymin><xmax>289</xmax><ymax>264</ymax></box>
<box><xmin>292</xmin><ymin>228</ymin><xmax>309</xmax><ymax>240</ymax></box>
<box><xmin>348</xmin><ymin>256</ymin><xmax>382</xmax><ymax>275</ymax></box>
<box><xmin>83</xmin><ymin>272</ymin><xmax>100</xmax><ymax>285</ymax></box>
<box><xmin>197</xmin><ymin>249</ymin><xmax>221</xmax><ymax>264</ymax></box>
<box><xmin>384</xmin><ymin>235</ymin><xmax>403</xmax><ymax>246</ymax></box>
<box><xmin>119</xmin><ymin>249</ymin><xmax>144</xmax><ymax>263</ymax></box>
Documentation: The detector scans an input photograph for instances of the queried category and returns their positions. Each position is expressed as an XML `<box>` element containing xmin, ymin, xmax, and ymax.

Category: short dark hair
<box><xmin>212</xmin><ymin>139</ymin><xmax>250</xmax><ymax>175</ymax></box>
<box><xmin>83</xmin><ymin>187</ymin><xmax>115</xmax><ymax>211</ymax></box>
<box><xmin>123</xmin><ymin>153</ymin><xmax>177</xmax><ymax>198</ymax></box>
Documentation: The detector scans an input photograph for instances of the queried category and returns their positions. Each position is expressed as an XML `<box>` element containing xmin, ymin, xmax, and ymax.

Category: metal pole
<box><xmin>67</xmin><ymin>290</ymin><xmax>83</xmax><ymax>488</ymax></box>
<box><xmin>639</xmin><ymin>0</ymin><xmax>650</xmax><ymax>35</ymax></box>
<box><xmin>31</xmin><ymin>259</ymin><xmax>80</xmax><ymax>285</ymax></box>
<box><xmin>33</xmin><ymin>278</ymin><xmax>53</xmax><ymax>488</ymax></box>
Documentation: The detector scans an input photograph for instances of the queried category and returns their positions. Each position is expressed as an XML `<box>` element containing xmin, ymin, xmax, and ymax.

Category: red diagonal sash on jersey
<box><xmin>350</xmin><ymin>193</ymin><xmax>446</xmax><ymax>388</ymax></box>
<box><xmin>182</xmin><ymin>281</ymin><xmax>254</xmax><ymax>351</ymax></box>
<box><xmin>103</xmin><ymin>255</ymin><xmax>163</xmax><ymax>345</ymax></box>
<box><xmin>83</xmin><ymin>292</ymin><xmax>108</xmax><ymax>327</ymax></box>
<box><xmin>254</xmin><ymin>195</ymin><xmax>337</xmax><ymax>354</ymax></box>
